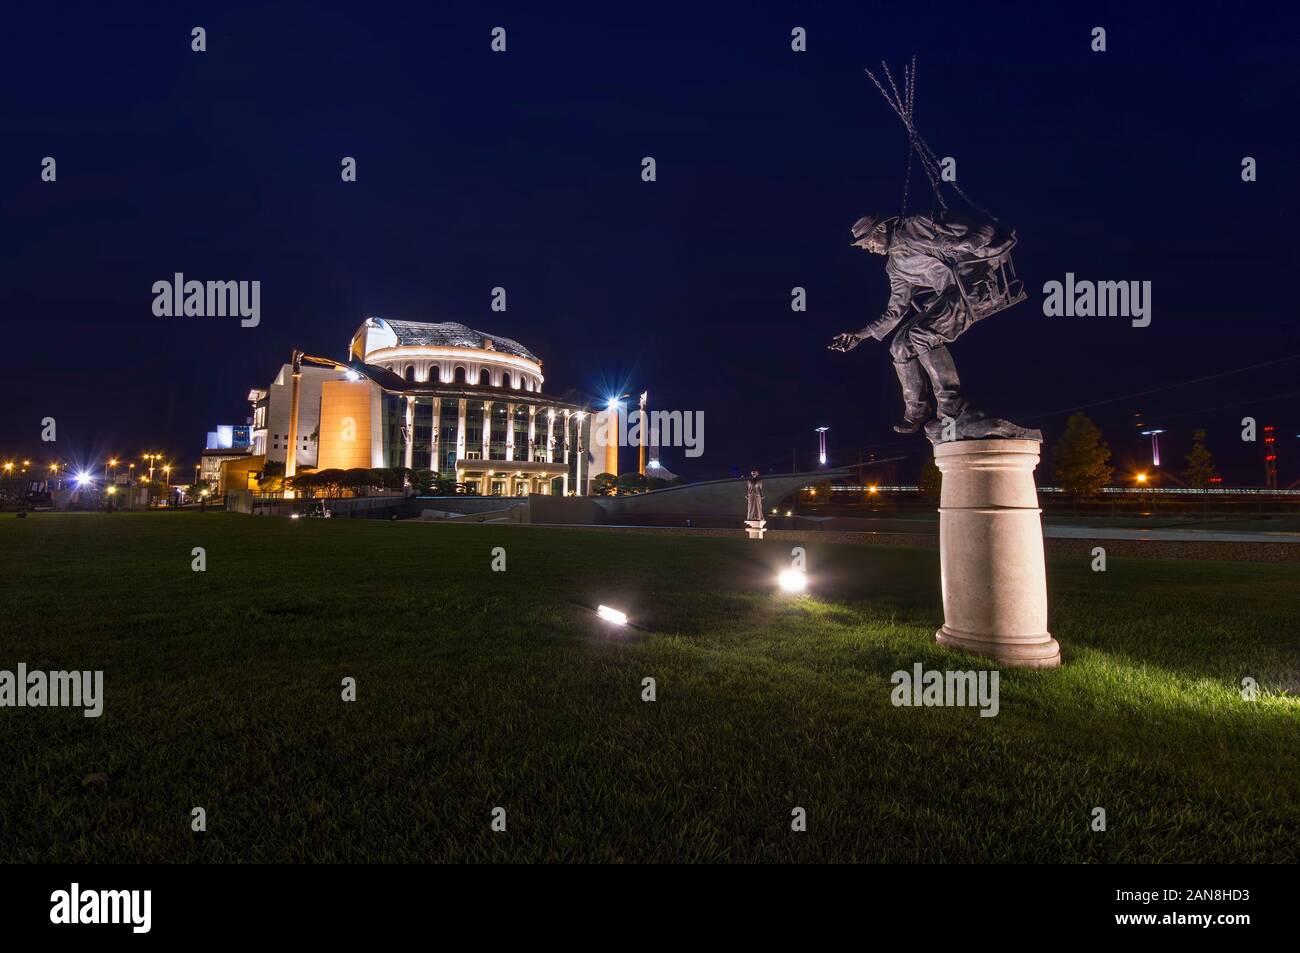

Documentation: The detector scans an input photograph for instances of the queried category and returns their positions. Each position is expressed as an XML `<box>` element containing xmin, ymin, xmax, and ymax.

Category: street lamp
<box><xmin>815</xmin><ymin>426</ymin><xmax>829</xmax><ymax>466</ymax></box>
<box><xmin>1139</xmin><ymin>429</ymin><xmax>1166</xmax><ymax>467</ymax></box>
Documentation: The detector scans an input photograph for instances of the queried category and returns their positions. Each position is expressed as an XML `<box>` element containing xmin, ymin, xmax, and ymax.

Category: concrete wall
<box><xmin>528</xmin><ymin>494</ymin><xmax>606</xmax><ymax>525</ymax></box>
<box><xmin>599</xmin><ymin>469</ymin><xmax>849</xmax><ymax>518</ymax></box>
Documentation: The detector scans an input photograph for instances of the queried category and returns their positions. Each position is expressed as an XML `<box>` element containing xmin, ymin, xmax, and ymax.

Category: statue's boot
<box><xmin>892</xmin><ymin>359</ymin><xmax>932</xmax><ymax>433</ymax></box>
<box><xmin>918</xmin><ymin>347</ymin><xmax>969</xmax><ymax>422</ymax></box>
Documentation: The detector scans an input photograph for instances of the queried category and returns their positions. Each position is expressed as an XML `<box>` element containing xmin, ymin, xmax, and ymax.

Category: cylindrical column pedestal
<box><xmin>933</xmin><ymin>438</ymin><xmax>1060</xmax><ymax>668</ymax></box>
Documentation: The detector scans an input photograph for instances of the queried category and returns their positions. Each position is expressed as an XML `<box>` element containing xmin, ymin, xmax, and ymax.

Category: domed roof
<box><xmin>382</xmin><ymin>319</ymin><xmax>538</xmax><ymax>363</ymax></box>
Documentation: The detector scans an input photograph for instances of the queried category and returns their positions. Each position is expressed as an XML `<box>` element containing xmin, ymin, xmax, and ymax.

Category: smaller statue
<box><xmin>745</xmin><ymin>470</ymin><xmax>764</xmax><ymax>520</ymax></box>
<box><xmin>744</xmin><ymin>470</ymin><xmax>766</xmax><ymax>539</ymax></box>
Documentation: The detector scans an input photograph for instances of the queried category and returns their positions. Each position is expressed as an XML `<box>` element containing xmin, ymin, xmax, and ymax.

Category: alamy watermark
<box><xmin>890</xmin><ymin>663</ymin><xmax>999</xmax><ymax>717</ymax></box>
<box><xmin>0</xmin><ymin>663</ymin><xmax>103</xmax><ymax>717</ymax></box>
<box><xmin>50</xmin><ymin>883</ymin><xmax>151</xmax><ymax>933</ymax></box>
<box><xmin>152</xmin><ymin>273</ymin><xmax>260</xmax><ymax>327</ymax></box>
<box><xmin>591</xmin><ymin>405</ymin><xmax>704</xmax><ymax>457</ymax></box>
<box><xmin>1042</xmin><ymin>273</ymin><xmax>1151</xmax><ymax>327</ymax></box>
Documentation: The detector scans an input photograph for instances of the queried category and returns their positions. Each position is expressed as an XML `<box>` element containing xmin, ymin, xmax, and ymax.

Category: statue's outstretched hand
<box><xmin>828</xmin><ymin>331</ymin><xmax>864</xmax><ymax>353</ymax></box>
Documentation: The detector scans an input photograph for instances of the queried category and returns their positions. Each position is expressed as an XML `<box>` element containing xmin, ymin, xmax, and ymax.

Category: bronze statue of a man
<box><xmin>745</xmin><ymin>470</ymin><xmax>764</xmax><ymax>522</ymax></box>
<box><xmin>830</xmin><ymin>210</ymin><xmax>1036</xmax><ymax>441</ymax></box>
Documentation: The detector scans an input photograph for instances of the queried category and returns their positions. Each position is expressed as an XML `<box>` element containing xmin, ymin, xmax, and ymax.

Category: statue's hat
<box><xmin>849</xmin><ymin>214</ymin><xmax>897</xmax><ymax>246</ymax></box>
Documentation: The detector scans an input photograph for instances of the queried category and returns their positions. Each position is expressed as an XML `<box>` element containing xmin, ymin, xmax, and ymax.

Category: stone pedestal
<box><xmin>932</xmin><ymin>438</ymin><xmax>1060</xmax><ymax>668</ymax></box>
<box><xmin>744</xmin><ymin>519</ymin><xmax>766</xmax><ymax>540</ymax></box>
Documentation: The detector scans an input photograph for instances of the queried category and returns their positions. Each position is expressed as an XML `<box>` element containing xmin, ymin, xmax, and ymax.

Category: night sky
<box><xmin>2</xmin><ymin>0</ymin><xmax>1296</xmax><ymax>484</ymax></box>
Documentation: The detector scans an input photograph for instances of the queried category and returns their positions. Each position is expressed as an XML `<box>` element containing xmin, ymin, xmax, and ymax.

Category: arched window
<box><xmin>479</xmin><ymin>369</ymin><xmax>491</xmax><ymax>386</ymax></box>
<box><xmin>404</xmin><ymin>365</ymin><xmax>415</xmax><ymax>382</ymax></box>
<box><xmin>500</xmin><ymin>372</ymin><xmax>512</xmax><ymax>389</ymax></box>
<box><xmin>454</xmin><ymin>365</ymin><xmax>467</xmax><ymax>384</ymax></box>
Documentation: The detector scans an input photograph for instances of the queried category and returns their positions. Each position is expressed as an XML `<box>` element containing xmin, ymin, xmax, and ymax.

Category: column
<box><xmin>482</xmin><ymin>400</ymin><xmax>493</xmax><ymax>461</ymax></box>
<box><xmin>561</xmin><ymin>411</ymin><xmax>571</xmax><ymax>495</ymax></box>
<box><xmin>456</xmin><ymin>398</ymin><xmax>467</xmax><ymax>462</ymax></box>
<box><xmin>546</xmin><ymin>409</ymin><xmax>555</xmax><ymax>464</ymax></box>
<box><xmin>528</xmin><ymin>405</ymin><xmax>537</xmax><ymax>463</ymax></box>
<box><xmin>430</xmin><ymin>397</ymin><xmax>441</xmax><ymax>471</ymax></box>
<box><xmin>505</xmin><ymin>402</ymin><xmax>516</xmax><ymax>461</ymax></box>
<box><xmin>574</xmin><ymin>412</ymin><xmax>586</xmax><ymax>496</ymax></box>
<box><xmin>932</xmin><ymin>438</ymin><xmax>1060</xmax><ymax>668</ymax></box>
<box><xmin>403</xmin><ymin>396</ymin><xmax>415</xmax><ymax>471</ymax></box>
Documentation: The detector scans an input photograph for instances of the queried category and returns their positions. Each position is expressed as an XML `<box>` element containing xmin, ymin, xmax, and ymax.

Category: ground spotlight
<box><xmin>75</xmin><ymin>472</ymin><xmax>92</xmax><ymax>487</ymax></box>
<box><xmin>777</xmin><ymin>569</ymin><xmax>807</xmax><ymax>593</ymax></box>
<box><xmin>596</xmin><ymin>604</ymin><xmax>628</xmax><ymax>625</ymax></box>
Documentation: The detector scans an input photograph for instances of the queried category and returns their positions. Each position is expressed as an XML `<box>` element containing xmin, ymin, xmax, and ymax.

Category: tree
<box><xmin>917</xmin><ymin>455</ymin><xmax>942</xmax><ymax>503</ymax></box>
<box><xmin>1184</xmin><ymin>429</ymin><xmax>1219</xmax><ymax>488</ymax></box>
<box><xmin>258</xmin><ymin>459</ymin><xmax>286</xmax><ymax>495</ymax></box>
<box><xmin>1052</xmin><ymin>413</ymin><xmax>1113</xmax><ymax>500</ymax></box>
<box><xmin>286</xmin><ymin>472</ymin><xmax>318</xmax><ymax>497</ymax></box>
<box><xmin>616</xmin><ymin>472</ymin><xmax>648</xmax><ymax>495</ymax></box>
<box><xmin>377</xmin><ymin>467</ymin><xmax>411</xmax><ymax>491</ymax></box>
<box><xmin>313</xmin><ymin>468</ymin><xmax>346</xmax><ymax>498</ymax></box>
<box><xmin>343</xmin><ymin>468</ymin><xmax>377</xmax><ymax>496</ymax></box>
<box><xmin>592</xmin><ymin>472</ymin><xmax>618</xmax><ymax>496</ymax></box>
<box><xmin>411</xmin><ymin>468</ymin><xmax>436</xmax><ymax>495</ymax></box>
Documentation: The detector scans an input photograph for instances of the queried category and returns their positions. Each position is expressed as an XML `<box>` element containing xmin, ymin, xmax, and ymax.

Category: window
<box><xmin>500</xmin><ymin>372</ymin><xmax>512</xmax><ymax>389</ymax></box>
<box><xmin>404</xmin><ymin>365</ymin><xmax>415</xmax><ymax>382</ymax></box>
<box><xmin>479</xmin><ymin>369</ymin><xmax>491</xmax><ymax>386</ymax></box>
<box><xmin>454</xmin><ymin>366</ymin><xmax>467</xmax><ymax>384</ymax></box>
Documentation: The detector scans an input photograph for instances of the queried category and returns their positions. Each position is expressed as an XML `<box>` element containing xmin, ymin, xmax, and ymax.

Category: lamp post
<box><xmin>815</xmin><ymin>426</ymin><xmax>829</xmax><ymax>467</ymax></box>
<box><xmin>638</xmin><ymin>391</ymin><xmax>648</xmax><ymax>476</ymax></box>
<box><xmin>1139</xmin><ymin>429</ymin><xmax>1165</xmax><ymax>468</ymax></box>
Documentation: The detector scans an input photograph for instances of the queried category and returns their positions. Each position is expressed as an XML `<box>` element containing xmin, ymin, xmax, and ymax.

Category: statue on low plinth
<box><xmin>744</xmin><ymin>469</ymin><xmax>766</xmax><ymax>539</ymax></box>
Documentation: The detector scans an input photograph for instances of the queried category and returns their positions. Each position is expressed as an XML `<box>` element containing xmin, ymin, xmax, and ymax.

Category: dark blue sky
<box><xmin>2</xmin><ymin>0</ymin><xmax>1297</xmax><ymax>483</ymax></box>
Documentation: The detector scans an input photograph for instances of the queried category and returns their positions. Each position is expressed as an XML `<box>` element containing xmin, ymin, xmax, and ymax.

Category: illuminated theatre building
<box><xmin>254</xmin><ymin>318</ymin><xmax>596</xmax><ymax>496</ymax></box>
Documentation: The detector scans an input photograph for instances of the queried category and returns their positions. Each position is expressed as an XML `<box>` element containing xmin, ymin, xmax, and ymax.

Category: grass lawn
<box><xmin>2</xmin><ymin>512</ymin><xmax>1297</xmax><ymax>863</ymax></box>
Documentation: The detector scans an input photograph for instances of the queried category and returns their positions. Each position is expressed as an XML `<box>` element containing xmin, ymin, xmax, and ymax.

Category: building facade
<box><xmin>249</xmin><ymin>364</ymin><xmax>337</xmax><ymax>468</ymax></box>
<box><xmin>249</xmin><ymin>317</ymin><xmax>596</xmax><ymax>496</ymax></box>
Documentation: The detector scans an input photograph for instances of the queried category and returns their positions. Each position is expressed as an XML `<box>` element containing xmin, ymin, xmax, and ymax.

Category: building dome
<box><xmin>350</xmin><ymin>316</ymin><xmax>543</xmax><ymax>391</ymax></box>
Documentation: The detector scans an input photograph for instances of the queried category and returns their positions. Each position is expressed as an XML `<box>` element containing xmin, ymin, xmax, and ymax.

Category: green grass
<box><xmin>2</xmin><ymin>512</ymin><xmax>1297</xmax><ymax>863</ymax></box>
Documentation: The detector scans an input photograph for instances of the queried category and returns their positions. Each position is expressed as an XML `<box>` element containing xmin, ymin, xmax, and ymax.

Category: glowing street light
<box><xmin>815</xmin><ymin>426</ymin><xmax>829</xmax><ymax>466</ymax></box>
<box><xmin>596</xmin><ymin>605</ymin><xmax>628</xmax><ymax>626</ymax></box>
<box><xmin>777</xmin><ymin>569</ymin><xmax>807</xmax><ymax>593</ymax></box>
<box><xmin>1136</xmin><ymin>472</ymin><xmax>1148</xmax><ymax>484</ymax></box>
<box><xmin>75</xmin><ymin>472</ymin><xmax>92</xmax><ymax>488</ymax></box>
